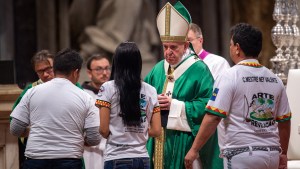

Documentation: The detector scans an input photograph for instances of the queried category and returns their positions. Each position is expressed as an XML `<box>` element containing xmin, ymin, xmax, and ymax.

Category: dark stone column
<box><xmin>0</xmin><ymin>0</ymin><xmax>15</xmax><ymax>84</ymax></box>
<box><xmin>14</xmin><ymin>0</ymin><xmax>38</xmax><ymax>88</ymax></box>
<box><xmin>36</xmin><ymin>0</ymin><xmax>57</xmax><ymax>53</ymax></box>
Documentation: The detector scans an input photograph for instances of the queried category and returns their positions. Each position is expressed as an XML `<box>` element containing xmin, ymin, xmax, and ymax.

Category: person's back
<box><xmin>202</xmin><ymin>52</ymin><xmax>230</xmax><ymax>79</ymax></box>
<box><xmin>10</xmin><ymin>48</ymin><xmax>100</xmax><ymax>169</ymax></box>
<box><xmin>97</xmin><ymin>42</ymin><xmax>161</xmax><ymax>169</ymax></box>
<box><xmin>184</xmin><ymin>23</ymin><xmax>291</xmax><ymax>169</ymax></box>
<box><xmin>98</xmin><ymin>80</ymin><xmax>159</xmax><ymax>161</ymax></box>
<box><xmin>215</xmin><ymin>59</ymin><xmax>288</xmax><ymax>150</ymax></box>
<box><xmin>22</xmin><ymin>78</ymin><xmax>98</xmax><ymax>158</ymax></box>
<box><xmin>82</xmin><ymin>54</ymin><xmax>111</xmax><ymax>169</ymax></box>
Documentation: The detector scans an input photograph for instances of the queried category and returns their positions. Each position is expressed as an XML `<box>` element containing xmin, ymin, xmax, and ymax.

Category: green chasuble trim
<box><xmin>145</xmin><ymin>57</ymin><xmax>223</xmax><ymax>169</ymax></box>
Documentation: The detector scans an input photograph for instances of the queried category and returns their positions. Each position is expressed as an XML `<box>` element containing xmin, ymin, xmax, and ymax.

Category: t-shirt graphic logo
<box><xmin>250</xmin><ymin>95</ymin><xmax>274</xmax><ymax>121</ymax></box>
<box><xmin>244</xmin><ymin>93</ymin><xmax>276</xmax><ymax>131</ymax></box>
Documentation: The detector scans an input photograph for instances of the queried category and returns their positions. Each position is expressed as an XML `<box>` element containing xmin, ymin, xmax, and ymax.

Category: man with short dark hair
<box><xmin>13</xmin><ymin>50</ymin><xmax>54</xmax><ymax>108</ymax></box>
<box><xmin>10</xmin><ymin>49</ymin><xmax>100</xmax><ymax>169</ymax></box>
<box><xmin>12</xmin><ymin>50</ymin><xmax>54</xmax><ymax>167</ymax></box>
<box><xmin>185</xmin><ymin>23</ymin><xmax>291</xmax><ymax>169</ymax></box>
<box><xmin>82</xmin><ymin>54</ymin><xmax>111</xmax><ymax>97</ymax></box>
<box><xmin>12</xmin><ymin>50</ymin><xmax>82</xmax><ymax>168</ymax></box>
<box><xmin>82</xmin><ymin>54</ymin><xmax>111</xmax><ymax>169</ymax></box>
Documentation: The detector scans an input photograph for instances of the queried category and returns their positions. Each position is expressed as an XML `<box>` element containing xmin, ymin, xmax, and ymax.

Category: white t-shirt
<box><xmin>199</xmin><ymin>49</ymin><xmax>231</xmax><ymax>80</ymax></box>
<box><xmin>95</xmin><ymin>81</ymin><xmax>160</xmax><ymax>161</ymax></box>
<box><xmin>11</xmin><ymin>78</ymin><xmax>100</xmax><ymax>159</ymax></box>
<box><xmin>83</xmin><ymin>86</ymin><xmax>106</xmax><ymax>169</ymax></box>
<box><xmin>205</xmin><ymin>59</ymin><xmax>291</xmax><ymax>151</ymax></box>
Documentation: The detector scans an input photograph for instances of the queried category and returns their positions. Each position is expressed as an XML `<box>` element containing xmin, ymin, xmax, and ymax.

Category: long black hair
<box><xmin>110</xmin><ymin>42</ymin><xmax>142</xmax><ymax>126</ymax></box>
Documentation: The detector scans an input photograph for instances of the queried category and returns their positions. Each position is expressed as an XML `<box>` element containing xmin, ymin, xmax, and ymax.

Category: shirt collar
<box><xmin>237</xmin><ymin>59</ymin><xmax>263</xmax><ymax>67</ymax></box>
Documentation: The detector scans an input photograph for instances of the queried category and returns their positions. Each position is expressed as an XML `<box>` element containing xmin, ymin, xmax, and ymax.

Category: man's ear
<box><xmin>235</xmin><ymin>43</ymin><xmax>240</xmax><ymax>56</ymax></box>
<box><xmin>199</xmin><ymin>37</ymin><xmax>203</xmax><ymax>44</ymax></box>
<box><xmin>87</xmin><ymin>69</ymin><xmax>92</xmax><ymax>79</ymax></box>
<box><xmin>71</xmin><ymin>69</ymin><xmax>78</xmax><ymax>78</ymax></box>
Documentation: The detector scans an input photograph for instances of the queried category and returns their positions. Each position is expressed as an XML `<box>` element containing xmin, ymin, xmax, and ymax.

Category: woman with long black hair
<box><xmin>96</xmin><ymin>42</ymin><xmax>161</xmax><ymax>169</ymax></box>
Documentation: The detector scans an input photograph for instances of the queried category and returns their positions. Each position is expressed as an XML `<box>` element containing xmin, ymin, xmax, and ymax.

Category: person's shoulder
<box><xmin>142</xmin><ymin>81</ymin><xmax>158</xmax><ymax>97</ymax></box>
<box><xmin>190</xmin><ymin>58</ymin><xmax>209</xmax><ymax>69</ymax></box>
<box><xmin>81</xmin><ymin>81</ymin><xmax>98</xmax><ymax>93</ymax></box>
<box><xmin>216</xmin><ymin>65</ymin><xmax>236</xmax><ymax>79</ymax></box>
<box><xmin>142</xmin><ymin>81</ymin><xmax>156</xmax><ymax>91</ymax></box>
<box><xmin>207</xmin><ymin>53</ymin><xmax>229</xmax><ymax>63</ymax></box>
<box><xmin>81</xmin><ymin>81</ymin><xmax>90</xmax><ymax>89</ymax></box>
<box><xmin>21</xmin><ymin>83</ymin><xmax>34</xmax><ymax>92</ymax></box>
<box><xmin>102</xmin><ymin>80</ymin><xmax>114</xmax><ymax>86</ymax></box>
<box><xmin>208</xmin><ymin>53</ymin><xmax>225</xmax><ymax>59</ymax></box>
<box><xmin>156</xmin><ymin>59</ymin><xmax>165</xmax><ymax>65</ymax></box>
<box><xmin>261</xmin><ymin>67</ymin><xmax>285</xmax><ymax>86</ymax></box>
<box><xmin>100</xmin><ymin>80</ymin><xmax>116</xmax><ymax>91</ymax></box>
<box><xmin>31</xmin><ymin>80</ymin><xmax>50</xmax><ymax>90</ymax></box>
<box><xmin>145</xmin><ymin>60</ymin><xmax>165</xmax><ymax>78</ymax></box>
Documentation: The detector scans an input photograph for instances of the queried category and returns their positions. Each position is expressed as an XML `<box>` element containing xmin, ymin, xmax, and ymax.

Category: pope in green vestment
<box><xmin>145</xmin><ymin>53</ymin><xmax>223</xmax><ymax>169</ymax></box>
<box><xmin>146</xmin><ymin>1</ymin><xmax>223</xmax><ymax>169</ymax></box>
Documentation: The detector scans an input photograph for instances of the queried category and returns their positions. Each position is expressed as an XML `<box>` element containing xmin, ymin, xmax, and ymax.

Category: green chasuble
<box><xmin>145</xmin><ymin>55</ymin><xmax>223</xmax><ymax>169</ymax></box>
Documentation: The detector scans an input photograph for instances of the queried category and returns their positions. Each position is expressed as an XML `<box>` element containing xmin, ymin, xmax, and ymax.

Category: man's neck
<box><xmin>55</xmin><ymin>74</ymin><xmax>75</xmax><ymax>84</ymax></box>
<box><xmin>90</xmin><ymin>81</ymin><xmax>101</xmax><ymax>90</ymax></box>
<box><xmin>235</xmin><ymin>56</ymin><xmax>257</xmax><ymax>64</ymax></box>
<box><xmin>196</xmin><ymin>48</ymin><xmax>203</xmax><ymax>56</ymax></box>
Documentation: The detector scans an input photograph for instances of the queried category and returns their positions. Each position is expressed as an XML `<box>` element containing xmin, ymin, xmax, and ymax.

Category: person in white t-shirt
<box><xmin>10</xmin><ymin>48</ymin><xmax>101</xmax><ymax>169</ymax></box>
<box><xmin>185</xmin><ymin>23</ymin><xmax>291</xmax><ymax>169</ymax></box>
<box><xmin>188</xmin><ymin>23</ymin><xmax>230</xmax><ymax>80</ymax></box>
<box><xmin>82</xmin><ymin>54</ymin><xmax>111</xmax><ymax>169</ymax></box>
<box><xmin>95</xmin><ymin>42</ymin><xmax>161</xmax><ymax>169</ymax></box>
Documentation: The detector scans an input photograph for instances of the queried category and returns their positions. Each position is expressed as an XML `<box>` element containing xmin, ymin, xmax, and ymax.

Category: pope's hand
<box><xmin>184</xmin><ymin>149</ymin><xmax>199</xmax><ymax>169</ymax></box>
<box><xmin>158</xmin><ymin>94</ymin><xmax>171</xmax><ymax>110</ymax></box>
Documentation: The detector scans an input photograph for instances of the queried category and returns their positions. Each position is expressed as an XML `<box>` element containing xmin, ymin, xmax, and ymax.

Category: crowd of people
<box><xmin>10</xmin><ymin>1</ymin><xmax>291</xmax><ymax>169</ymax></box>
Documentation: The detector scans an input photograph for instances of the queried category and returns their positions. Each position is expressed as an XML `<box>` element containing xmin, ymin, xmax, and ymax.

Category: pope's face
<box><xmin>163</xmin><ymin>42</ymin><xmax>188</xmax><ymax>65</ymax></box>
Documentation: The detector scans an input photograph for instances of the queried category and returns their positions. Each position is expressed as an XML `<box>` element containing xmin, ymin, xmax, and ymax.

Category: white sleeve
<box><xmin>10</xmin><ymin>89</ymin><xmax>32</xmax><ymax>124</ymax></box>
<box><xmin>275</xmin><ymin>87</ymin><xmax>291</xmax><ymax>122</ymax></box>
<box><xmin>147</xmin><ymin>86</ymin><xmax>160</xmax><ymax>123</ymax></box>
<box><xmin>169</xmin><ymin>99</ymin><xmax>185</xmax><ymax>118</ymax></box>
<box><xmin>84</xmin><ymin>95</ymin><xmax>100</xmax><ymax>129</ymax></box>
<box><xmin>212</xmin><ymin>58</ymin><xmax>231</xmax><ymax>80</ymax></box>
<box><xmin>206</xmin><ymin>72</ymin><xmax>234</xmax><ymax>118</ymax></box>
<box><xmin>95</xmin><ymin>82</ymin><xmax>112</xmax><ymax>109</ymax></box>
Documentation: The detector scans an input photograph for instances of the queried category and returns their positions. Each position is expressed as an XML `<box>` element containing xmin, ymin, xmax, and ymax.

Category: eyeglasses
<box><xmin>90</xmin><ymin>67</ymin><xmax>111</xmax><ymax>73</ymax></box>
<box><xmin>36</xmin><ymin>66</ymin><xmax>53</xmax><ymax>76</ymax></box>
<box><xmin>187</xmin><ymin>37</ymin><xmax>201</xmax><ymax>43</ymax></box>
